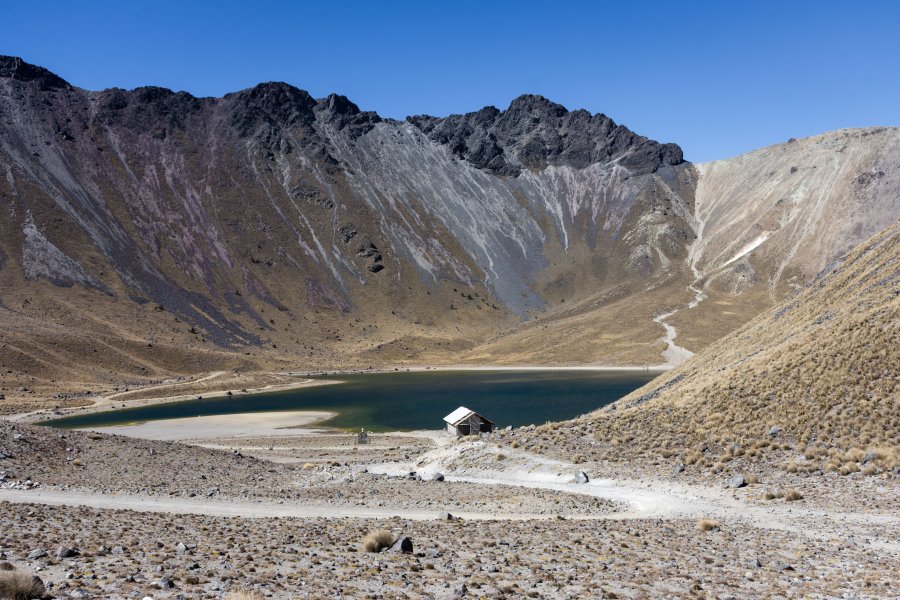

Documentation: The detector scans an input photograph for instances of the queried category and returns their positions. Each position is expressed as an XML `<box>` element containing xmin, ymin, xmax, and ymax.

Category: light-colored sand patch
<box><xmin>282</xmin><ymin>364</ymin><xmax>671</xmax><ymax>375</ymax></box>
<box><xmin>86</xmin><ymin>410</ymin><xmax>337</xmax><ymax>441</ymax></box>
<box><xmin>8</xmin><ymin>375</ymin><xmax>340</xmax><ymax>424</ymax></box>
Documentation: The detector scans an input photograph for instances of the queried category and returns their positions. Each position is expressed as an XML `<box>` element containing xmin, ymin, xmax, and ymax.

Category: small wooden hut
<box><xmin>443</xmin><ymin>406</ymin><xmax>494</xmax><ymax>437</ymax></box>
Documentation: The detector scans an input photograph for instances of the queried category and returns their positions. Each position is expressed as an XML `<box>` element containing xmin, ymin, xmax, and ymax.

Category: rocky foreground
<box><xmin>1</xmin><ymin>417</ymin><xmax>899</xmax><ymax>599</ymax></box>
<box><xmin>2</xmin><ymin>499</ymin><xmax>896</xmax><ymax>600</ymax></box>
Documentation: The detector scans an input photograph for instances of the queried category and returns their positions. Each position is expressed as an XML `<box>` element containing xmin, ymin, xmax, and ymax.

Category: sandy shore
<box><xmin>282</xmin><ymin>364</ymin><xmax>671</xmax><ymax>376</ymax></box>
<box><xmin>7</xmin><ymin>375</ymin><xmax>341</xmax><ymax>424</ymax></box>
<box><xmin>85</xmin><ymin>410</ymin><xmax>338</xmax><ymax>441</ymax></box>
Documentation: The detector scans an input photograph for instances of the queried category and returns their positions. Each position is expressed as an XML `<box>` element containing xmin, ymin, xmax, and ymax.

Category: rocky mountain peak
<box><xmin>319</xmin><ymin>93</ymin><xmax>361</xmax><ymax>115</ymax></box>
<box><xmin>409</xmin><ymin>95</ymin><xmax>684</xmax><ymax>176</ymax></box>
<box><xmin>0</xmin><ymin>55</ymin><xmax>71</xmax><ymax>90</ymax></box>
<box><xmin>226</xmin><ymin>81</ymin><xmax>318</xmax><ymax>137</ymax></box>
<box><xmin>505</xmin><ymin>93</ymin><xmax>568</xmax><ymax>118</ymax></box>
<box><xmin>315</xmin><ymin>93</ymin><xmax>382</xmax><ymax>138</ymax></box>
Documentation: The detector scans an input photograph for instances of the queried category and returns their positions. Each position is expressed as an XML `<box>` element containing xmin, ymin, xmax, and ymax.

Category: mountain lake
<box><xmin>42</xmin><ymin>369</ymin><xmax>659</xmax><ymax>432</ymax></box>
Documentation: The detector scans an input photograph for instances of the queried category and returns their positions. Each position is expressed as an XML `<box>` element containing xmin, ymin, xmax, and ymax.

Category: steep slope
<box><xmin>458</xmin><ymin>128</ymin><xmax>900</xmax><ymax>365</ymax></box>
<box><xmin>0</xmin><ymin>56</ymin><xmax>697</xmax><ymax>400</ymax></box>
<box><xmin>638</xmin><ymin>127</ymin><xmax>900</xmax><ymax>355</ymax></box>
<box><xmin>518</xmin><ymin>224</ymin><xmax>899</xmax><ymax>476</ymax></box>
<box><xmin>0</xmin><ymin>56</ymin><xmax>898</xmax><ymax>408</ymax></box>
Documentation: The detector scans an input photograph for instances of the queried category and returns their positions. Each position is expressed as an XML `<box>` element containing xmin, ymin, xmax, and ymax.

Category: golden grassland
<box><xmin>519</xmin><ymin>224</ymin><xmax>899</xmax><ymax>476</ymax></box>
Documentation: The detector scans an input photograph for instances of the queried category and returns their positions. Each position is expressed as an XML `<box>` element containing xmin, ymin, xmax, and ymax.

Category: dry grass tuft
<box><xmin>784</xmin><ymin>489</ymin><xmax>803</xmax><ymax>501</ymax></box>
<box><xmin>0</xmin><ymin>570</ymin><xmax>45</xmax><ymax>600</ymax></box>
<box><xmin>697</xmin><ymin>518</ymin><xmax>720</xmax><ymax>531</ymax></box>
<box><xmin>361</xmin><ymin>529</ymin><xmax>395</xmax><ymax>553</ymax></box>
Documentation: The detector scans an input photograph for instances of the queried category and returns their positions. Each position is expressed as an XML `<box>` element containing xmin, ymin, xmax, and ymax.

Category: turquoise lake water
<box><xmin>42</xmin><ymin>370</ymin><xmax>658</xmax><ymax>432</ymax></box>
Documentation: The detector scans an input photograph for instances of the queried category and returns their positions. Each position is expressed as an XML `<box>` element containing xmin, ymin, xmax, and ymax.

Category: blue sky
<box><xmin>4</xmin><ymin>1</ymin><xmax>899</xmax><ymax>161</ymax></box>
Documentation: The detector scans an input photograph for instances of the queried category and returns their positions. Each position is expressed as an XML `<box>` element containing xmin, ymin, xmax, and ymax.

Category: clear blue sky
<box><xmin>4</xmin><ymin>1</ymin><xmax>899</xmax><ymax>162</ymax></box>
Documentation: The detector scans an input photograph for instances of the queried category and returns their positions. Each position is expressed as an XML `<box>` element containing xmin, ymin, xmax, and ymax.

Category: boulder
<box><xmin>768</xmin><ymin>426</ymin><xmax>782</xmax><ymax>438</ymax></box>
<box><xmin>729</xmin><ymin>475</ymin><xmax>747</xmax><ymax>489</ymax></box>
<box><xmin>389</xmin><ymin>537</ymin><xmax>413</xmax><ymax>554</ymax></box>
<box><xmin>575</xmin><ymin>471</ymin><xmax>589</xmax><ymax>484</ymax></box>
<box><xmin>431</xmin><ymin>472</ymin><xmax>445</xmax><ymax>482</ymax></box>
<box><xmin>27</xmin><ymin>548</ymin><xmax>47</xmax><ymax>560</ymax></box>
<box><xmin>673</xmin><ymin>463</ymin><xmax>685</xmax><ymax>475</ymax></box>
<box><xmin>56</xmin><ymin>546</ymin><xmax>80</xmax><ymax>559</ymax></box>
<box><xmin>156</xmin><ymin>577</ymin><xmax>175</xmax><ymax>589</ymax></box>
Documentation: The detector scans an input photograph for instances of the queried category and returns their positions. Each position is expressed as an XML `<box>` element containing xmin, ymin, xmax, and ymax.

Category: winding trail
<box><xmin>0</xmin><ymin>488</ymin><xmax>558</xmax><ymax>522</ymax></box>
<box><xmin>652</xmin><ymin>279</ymin><xmax>707</xmax><ymax>366</ymax></box>
<box><xmin>3</xmin><ymin>473</ymin><xmax>896</xmax><ymax>550</ymax></box>
<box><xmin>367</xmin><ymin>444</ymin><xmax>900</xmax><ymax>548</ymax></box>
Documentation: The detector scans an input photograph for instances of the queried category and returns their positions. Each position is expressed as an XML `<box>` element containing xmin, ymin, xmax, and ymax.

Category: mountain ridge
<box><xmin>0</xmin><ymin>56</ymin><xmax>897</xmax><ymax>410</ymax></box>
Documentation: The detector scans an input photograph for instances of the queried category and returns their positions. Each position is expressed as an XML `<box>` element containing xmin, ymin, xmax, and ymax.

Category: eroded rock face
<box><xmin>0</xmin><ymin>56</ymin><xmax>696</xmax><ymax>340</ymax></box>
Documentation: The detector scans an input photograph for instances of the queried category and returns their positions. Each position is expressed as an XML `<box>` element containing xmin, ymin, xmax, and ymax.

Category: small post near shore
<box><xmin>356</xmin><ymin>428</ymin><xmax>369</xmax><ymax>445</ymax></box>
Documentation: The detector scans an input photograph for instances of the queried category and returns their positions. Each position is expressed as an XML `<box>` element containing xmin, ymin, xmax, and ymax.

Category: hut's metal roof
<box><xmin>444</xmin><ymin>406</ymin><xmax>475</xmax><ymax>425</ymax></box>
<box><xmin>444</xmin><ymin>406</ymin><xmax>493</xmax><ymax>426</ymax></box>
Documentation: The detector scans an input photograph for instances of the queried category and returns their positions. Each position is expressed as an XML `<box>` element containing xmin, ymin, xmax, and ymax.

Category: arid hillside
<box><xmin>516</xmin><ymin>224</ymin><xmax>898</xmax><ymax>476</ymax></box>
<box><xmin>1</xmin><ymin>56</ymin><xmax>898</xmax><ymax>406</ymax></box>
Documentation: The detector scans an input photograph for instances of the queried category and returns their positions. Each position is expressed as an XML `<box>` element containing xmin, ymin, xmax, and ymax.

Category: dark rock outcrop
<box><xmin>0</xmin><ymin>55</ymin><xmax>70</xmax><ymax>90</ymax></box>
<box><xmin>409</xmin><ymin>94</ymin><xmax>683</xmax><ymax>176</ymax></box>
<box><xmin>315</xmin><ymin>93</ymin><xmax>382</xmax><ymax>139</ymax></box>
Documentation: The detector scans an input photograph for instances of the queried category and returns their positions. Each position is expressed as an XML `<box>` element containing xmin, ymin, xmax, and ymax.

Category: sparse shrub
<box><xmin>361</xmin><ymin>529</ymin><xmax>394</xmax><ymax>553</ymax></box>
<box><xmin>683</xmin><ymin>448</ymin><xmax>704</xmax><ymax>465</ymax></box>
<box><xmin>838</xmin><ymin>463</ymin><xmax>859</xmax><ymax>476</ymax></box>
<box><xmin>697</xmin><ymin>518</ymin><xmax>720</xmax><ymax>531</ymax></box>
<box><xmin>510</xmin><ymin>440</ymin><xmax>520</xmax><ymax>449</ymax></box>
<box><xmin>784</xmin><ymin>489</ymin><xmax>803</xmax><ymax>501</ymax></box>
<box><xmin>71</xmin><ymin>458</ymin><xmax>83</xmax><ymax>467</ymax></box>
<box><xmin>745</xmin><ymin>474</ymin><xmax>759</xmax><ymax>484</ymax></box>
<box><xmin>494</xmin><ymin>453</ymin><xmax>507</xmax><ymax>462</ymax></box>
<box><xmin>0</xmin><ymin>570</ymin><xmax>46</xmax><ymax>600</ymax></box>
<box><xmin>302</xmin><ymin>462</ymin><xmax>315</xmax><ymax>469</ymax></box>
<box><xmin>843</xmin><ymin>448</ymin><xmax>865</xmax><ymax>463</ymax></box>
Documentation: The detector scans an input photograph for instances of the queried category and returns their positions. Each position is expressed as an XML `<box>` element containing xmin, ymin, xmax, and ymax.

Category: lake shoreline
<box><xmin>11</xmin><ymin>376</ymin><xmax>342</xmax><ymax>425</ymax></box>
<box><xmin>38</xmin><ymin>367</ymin><xmax>660</xmax><ymax>434</ymax></box>
<box><xmin>283</xmin><ymin>364</ymin><xmax>671</xmax><ymax>377</ymax></box>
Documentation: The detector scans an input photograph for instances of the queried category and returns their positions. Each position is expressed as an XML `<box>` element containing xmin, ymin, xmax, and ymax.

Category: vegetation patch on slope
<box><xmin>513</xmin><ymin>224</ymin><xmax>899</xmax><ymax>477</ymax></box>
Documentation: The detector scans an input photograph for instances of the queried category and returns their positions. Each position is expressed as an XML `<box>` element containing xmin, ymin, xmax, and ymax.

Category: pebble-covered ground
<box><xmin>2</xmin><ymin>501</ymin><xmax>898</xmax><ymax>600</ymax></box>
<box><xmin>0</xmin><ymin>423</ymin><xmax>615</xmax><ymax>517</ymax></box>
<box><xmin>2</xmin><ymin>421</ymin><xmax>898</xmax><ymax>599</ymax></box>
